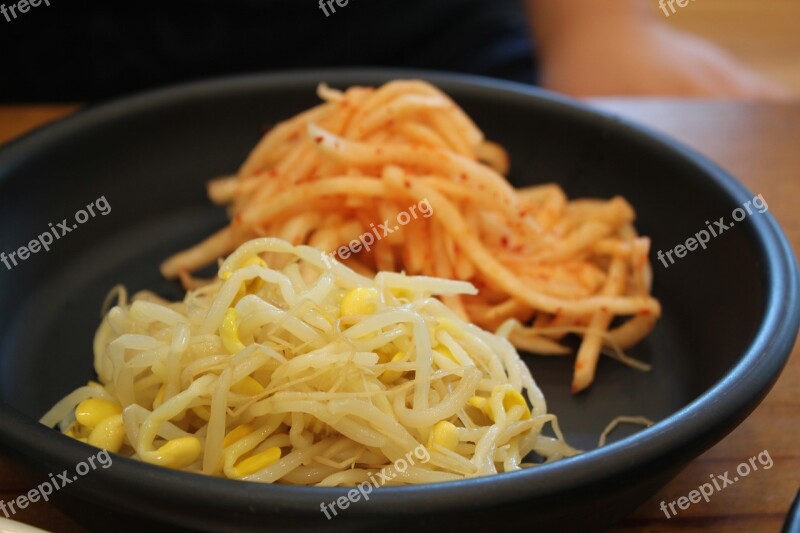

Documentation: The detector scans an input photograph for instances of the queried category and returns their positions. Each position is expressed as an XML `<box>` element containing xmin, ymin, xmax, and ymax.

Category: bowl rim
<box><xmin>1</xmin><ymin>68</ymin><xmax>798</xmax><ymax>517</ymax></box>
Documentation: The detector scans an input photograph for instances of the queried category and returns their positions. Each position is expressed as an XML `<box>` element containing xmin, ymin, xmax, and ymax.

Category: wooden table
<box><xmin>0</xmin><ymin>101</ymin><xmax>798</xmax><ymax>532</ymax></box>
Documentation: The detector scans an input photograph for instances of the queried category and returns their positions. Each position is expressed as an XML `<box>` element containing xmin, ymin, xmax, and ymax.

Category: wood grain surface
<box><xmin>0</xmin><ymin>101</ymin><xmax>798</xmax><ymax>532</ymax></box>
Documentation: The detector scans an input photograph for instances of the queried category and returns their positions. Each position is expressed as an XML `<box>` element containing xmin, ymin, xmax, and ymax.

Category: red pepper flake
<box><xmin>269</xmin><ymin>169</ymin><xmax>278</xmax><ymax>177</ymax></box>
<box><xmin>315</xmin><ymin>136</ymin><xmax>324</xmax><ymax>144</ymax></box>
<box><xmin>640</xmin><ymin>309</ymin><xmax>652</xmax><ymax>316</ymax></box>
<box><xmin>459</xmin><ymin>173</ymin><xmax>467</xmax><ymax>181</ymax></box>
<box><xmin>500</xmin><ymin>236</ymin><xmax>509</xmax><ymax>247</ymax></box>
<box><xmin>403</xmin><ymin>180</ymin><xmax>411</xmax><ymax>189</ymax></box>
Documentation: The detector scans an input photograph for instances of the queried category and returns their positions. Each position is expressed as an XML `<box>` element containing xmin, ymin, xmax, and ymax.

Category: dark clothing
<box><xmin>0</xmin><ymin>0</ymin><xmax>537</xmax><ymax>102</ymax></box>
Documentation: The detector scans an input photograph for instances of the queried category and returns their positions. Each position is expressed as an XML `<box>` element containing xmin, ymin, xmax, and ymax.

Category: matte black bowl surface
<box><xmin>785</xmin><ymin>490</ymin><xmax>800</xmax><ymax>533</ymax></box>
<box><xmin>0</xmin><ymin>70</ymin><xmax>797</xmax><ymax>532</ymax></box>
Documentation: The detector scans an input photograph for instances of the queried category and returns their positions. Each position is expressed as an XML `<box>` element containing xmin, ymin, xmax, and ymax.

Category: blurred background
<box><xmin>662</xmin><ymin>0</ymin><xmax>800</xmax><ymax>91</ymax></box>
<box><xmin>0</xmin><ymin>0</ymin><xmax>797</xmax><ymax>105</ymax></box>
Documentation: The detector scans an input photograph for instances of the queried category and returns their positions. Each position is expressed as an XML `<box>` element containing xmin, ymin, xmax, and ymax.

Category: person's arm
<box><xmin>524</xmin><ymin>0</ymin><xmax>793</xmax><ymax>99</ymax></box>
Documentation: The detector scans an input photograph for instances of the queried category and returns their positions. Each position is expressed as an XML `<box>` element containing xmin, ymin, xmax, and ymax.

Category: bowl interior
<box><xmin>0</xmin><ymin>73</ymin><xmax>768</xmax><ymax>456</ymax></box>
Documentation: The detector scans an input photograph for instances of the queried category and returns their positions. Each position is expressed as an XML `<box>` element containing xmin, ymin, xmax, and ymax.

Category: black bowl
<box><xmin>0</xmin><ymin>70</ymin><xmax>798</xmax><ymax>532</ymax></box>
<box><xmin>785</xmin><ymin>489</ymin><xmax>800</xmax><ymax>533</ymax></box>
